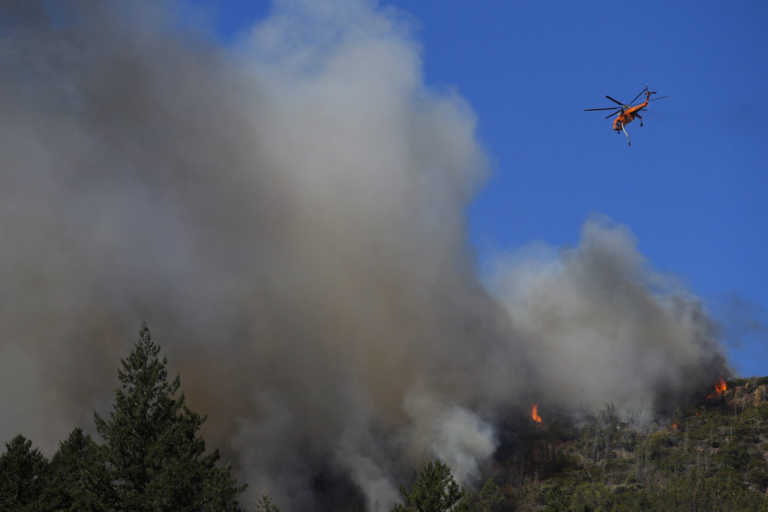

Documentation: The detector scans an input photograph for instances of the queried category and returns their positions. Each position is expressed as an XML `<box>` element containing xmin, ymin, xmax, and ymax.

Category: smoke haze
<box><xmin>0</xmin><ymin>1</ymin><xmax>727</xmax><ymax>509</ymax></box>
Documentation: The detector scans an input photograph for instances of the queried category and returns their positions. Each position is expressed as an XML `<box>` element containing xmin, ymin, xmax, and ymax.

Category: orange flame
<box><xmin>706</xmin><ymin>377</ymin><xmax>727</xmax><ymax>399</ymax></box>
<box><xmin>671</xmin><ymin>423</ymin><xmax>678</xmax><ymax>430</ymax></box>
<box><xmin>531</xmin><ymin>404</ymin><xmax>542</xmax><ymax>424</ymax></box>
<box><xmin>715</xmin><ymin>377</ymin><xmax>727</xmax><ymax>394</ymax></box>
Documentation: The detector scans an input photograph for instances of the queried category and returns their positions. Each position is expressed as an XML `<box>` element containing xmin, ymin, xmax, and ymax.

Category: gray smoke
<box><xmin>486</xmin><ymin>217</ymin><xmax>729</xmax><ymax>416</ymax></box>
<box><xmin>0</xmin><ymin>1</ymin><xmax>727</xmax><ymax>509</ymax></box>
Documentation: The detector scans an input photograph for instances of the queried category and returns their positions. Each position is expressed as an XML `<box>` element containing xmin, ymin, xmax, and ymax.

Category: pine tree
<box><xmin>94</xmin><ymin>323</ymin><xmax>245</xmax><ymax>512</ymax></box>
<box><xmin>392</xmin><ymin>460</ymin><xmax>503</xmax><ymax>512</ymax></box>
<box><xmin>391</xmin><ymin>460</ymin><xmax>464</xmax><ymax>512</ymax></box>
<box><xmin>41</xmin><ymin>428</ymin><xmax>113</xmax><ymax>512</ymax></box>
<box><xmin>0</xmin><ymin>435</ymin><xmax>49</xmax><ymax>511</ymax></box>
<box><xmin>456</xmin><ymin>478</ymin><xmax>504</xmax><ymax>512</ymax></box>
<box><xmin>254</xmin><ymin>495</ymin><xmax>281</xmax><ymax>512</ymax></box>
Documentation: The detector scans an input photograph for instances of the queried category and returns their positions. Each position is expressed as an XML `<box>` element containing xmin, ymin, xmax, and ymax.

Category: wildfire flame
<box><xmin>706</xmin><ymin>377</ymin><xmax>727</xmax><ymax>400</ymax></box>
<box><xmin>715</xmin><ymin>377</ymin><xmax>727</xmax><ymax>394</ymax></box>
<box><xmin>531</xmin><ymin>403</ymin><xmax>543</xmax><ymax>424</ymax></box>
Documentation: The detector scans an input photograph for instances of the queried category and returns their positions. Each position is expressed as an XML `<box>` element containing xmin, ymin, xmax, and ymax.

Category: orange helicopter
<box><xmin>584</xmin><ymin>86</ymin><xmax>668</xmax><ymax>146</ymax></box>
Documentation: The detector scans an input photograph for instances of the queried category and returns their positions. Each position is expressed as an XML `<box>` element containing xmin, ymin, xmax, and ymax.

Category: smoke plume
<box><xmin>487</xmin><ymin>218</ymin><xmax>728</xmax><ymax>416</ymax></box>
<box><xmin>0</xmin><ymin>1</ymin><xmax>727</xmax><ymax>509</ymax></box>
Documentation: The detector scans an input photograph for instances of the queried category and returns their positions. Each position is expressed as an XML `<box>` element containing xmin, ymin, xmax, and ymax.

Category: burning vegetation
<box><xmin>531</xmin><ymin>404</ymin><xmax>543</xmax><ymax>424</ymax></box>
<box><xmin>707</xmin><ymin>377</ymin><xmax>728</xmax><ymax>399</ymax></box>
<box><xmin>507</xmin><ymin>377</ymin><xmax>768</xmax><ymax>511</ymax></box>
<box><xmin>0</xmin><ymin>325</ymin><xmax>757</xmax><ymax>511</ymax></box>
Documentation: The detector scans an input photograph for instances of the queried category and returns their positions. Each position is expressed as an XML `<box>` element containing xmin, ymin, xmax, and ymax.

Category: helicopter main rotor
<box><xmin>583</xmin><ymin>86</ymin><xmax>666</xmax><ymax>119</ymax></box>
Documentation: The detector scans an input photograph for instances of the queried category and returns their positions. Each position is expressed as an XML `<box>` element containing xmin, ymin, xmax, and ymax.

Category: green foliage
<box><xmin>41</xmin><ymin>428</ymin><xmax>113</xmax><ymax>511</ymax></box>
<box><xmin>525</xmin><ymin>473</ymin><xmax>768</xmax><ymax>512</ymax></box>
<box><xmin>718</xmin><ymin>444</ymin><xmax>750</xmax><ymax>471</ymax></box>
<box><xmin>391</xmin><ymin>460</ymin><xmax>464</xmax><ymax>512</ymax></box>
<box><xmin>6</xmin><ymin>324</ymin><xmax>768</xmax><ymax>512</ymax></box>
<box><xmin>512</xmin><ymin>398</ymin><xmax>768</xmax><ymax>511</ymax></box>
<box><xmin>255</xmin><ymin>495</ymin><xmax>281</xmax><ymax>512</ymax></box>
<box><xmin>391</xmin><ymin>460</ymin><xmax>502</xmax><ymax>512</ymax></box>
<box><xmin>458</xmin><ymin>478</ymin><xmax>504</xmax><ymax>512</ymax></box>
<box><xmin>94</xmin><ymin>323</ymin><xmax>245</xmax><ymax>512</ymax></box>
<box><xmin>0</xmin><ymin>435</ymin><xmax>49</xmax><ymax>512</ymax></box>
<box><xmin>0</xmin><ymin>324</ymin><xmax>251</xmax><ymax>512</ymax></box>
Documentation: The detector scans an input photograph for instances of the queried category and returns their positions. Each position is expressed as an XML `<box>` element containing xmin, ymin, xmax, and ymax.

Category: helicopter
<box><xmin>584</xmin><ymin>86</ymin><xmax>668</xmax><ymax>146</ymax></box>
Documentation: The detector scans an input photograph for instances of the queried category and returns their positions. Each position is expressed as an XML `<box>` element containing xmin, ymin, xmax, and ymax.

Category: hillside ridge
<box><xmin>504</xmin><ymin>377</ymin><xmax>768</xmax><ymax>511</ymax></box>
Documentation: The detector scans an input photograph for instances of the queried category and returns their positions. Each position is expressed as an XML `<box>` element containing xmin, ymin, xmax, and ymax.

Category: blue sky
<box><xmin>186</xmin><ymin>0</ymin><xmax>767</xmax><ymax>376</ymax></box>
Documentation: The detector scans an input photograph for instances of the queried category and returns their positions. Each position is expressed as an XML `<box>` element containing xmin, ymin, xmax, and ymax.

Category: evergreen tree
<box><xmin>392</xmin><ymin>460</ymin><xmax>503</xmax><ymax>512</ymax></box>
<box><xmin>94</xmin><ymin>323</ymin><xmax>245</xmax><ymax>512</ymax></box>
<box><xmin>41</xmin><ymin>428</ymin><xmax>113</xmax><ymax>512</ymax></box>
<box><xmin>0</xmin><ymin>435</ymin><xmax>48</xmax><ymax>511</ymax></box>
<box><xmin>456</xmin><ymin>478</ymin><xmax>504</xmax><ymax>512</ymax></box>
<box><xmin>254</xmin><ymin>495</ymin><xmax>281</xmax><ymax>512</ymax></box>
<box><xmin>391</xmin><ymin>460</ymin><xmax>464</xmax><ymax>512</ymax></box>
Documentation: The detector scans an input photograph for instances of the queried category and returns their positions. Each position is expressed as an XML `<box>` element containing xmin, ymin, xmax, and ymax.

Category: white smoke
<box><xmin>403</xmin><ymin>391</ymin><xmax>497</xmax><ymax>483</ymax></box>
<box><xmin>487</xmin><ymin>217</ymin><xmax>728</xmax><ymax>414</ymax></box>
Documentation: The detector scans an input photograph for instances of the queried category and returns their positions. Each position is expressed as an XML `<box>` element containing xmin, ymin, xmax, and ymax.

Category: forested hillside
<box><xmin>504</xmin><ymin>377</ymin><xmax>768</xmax><ymax>510</ymax></box>
<box><xmin>2</xmin><ymin>327</ymin><xmax>766</xmax><ymax>511</ymax></box>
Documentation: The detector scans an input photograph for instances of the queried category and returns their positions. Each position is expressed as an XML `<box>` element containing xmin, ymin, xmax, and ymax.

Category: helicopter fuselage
<box><xmin>612</xmin><ymin>96</ymin><xmax>650</xmax><ymax>131</ymax></box>
<box><xmin>584</xmin><ymin>87</ymin><xmax>666</xmax><ymax>146</ymax></box>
